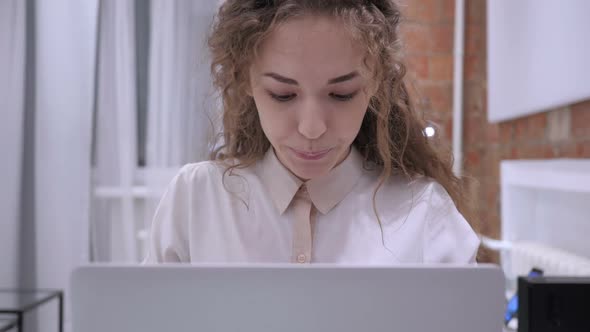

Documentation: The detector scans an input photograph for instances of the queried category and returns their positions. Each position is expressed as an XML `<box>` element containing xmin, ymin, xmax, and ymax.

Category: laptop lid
<box><xmin>71</xmin><ymin>264</ymin><xmax>504</xmax><ymax>332</ymax></box>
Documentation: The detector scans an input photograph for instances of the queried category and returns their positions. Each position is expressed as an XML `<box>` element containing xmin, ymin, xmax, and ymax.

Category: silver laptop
<box><xmin>71</xmin><ymin>264</ymin><xmax>504</xmax><ymax>332</ymax></box>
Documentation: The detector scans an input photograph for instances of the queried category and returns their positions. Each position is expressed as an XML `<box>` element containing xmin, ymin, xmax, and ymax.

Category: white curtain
<box><xmin>147</xmin><ymin>0</ymin><xmax>218</xmax><ymax>168</ymax></box>
<box><xmin>0</xmin><ymin>0</ymin><xmax>26</xmax><ymax>289</ymax></box>
<box><xmin>1</xmin><ymin>0</ymin><xmax>220</xmax><ymax>329</ymax></box>
<box><xmin>0</xmin><ymin>0</ymin><xmax>98</xmax><ymax>330</ymax></box>
<box><xmin>1</xmin><ymin>0</ymin><xmax>219</xmax><ymax>310</ymax></box>
<box><xmin>90</xmin><ymin>0</ymin><xmax>219</xmax><ymax>262</ymax></box>
<box><xmin>139</xmin><ymin>0</ymin><xmax>220</xmax><ymax>259</ymax></box>
<box><xmin>34</xmin><ymin>0</ymin><xmax>98</xmax><ymax>330</ymax></box>
<box><xmin>34</xmin><ymin>0</ymin><xmax>98</xmax><ymax>287</ymax></box>
<box><xmin>91</xmin><ymin>0</ymin><xmax>140</xmax><ymax>263</ymax></box>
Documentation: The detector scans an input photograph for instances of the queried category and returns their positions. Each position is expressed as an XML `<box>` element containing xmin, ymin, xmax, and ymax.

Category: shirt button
<box><xmin>297</xmin><ymin>254</ymin><xmax>307</xmax><ymax>263</ymax></box>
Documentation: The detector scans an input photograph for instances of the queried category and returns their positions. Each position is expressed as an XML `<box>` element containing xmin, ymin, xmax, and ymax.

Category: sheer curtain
<box><xmin>140</xmin><ymin>0</ymin><xmax>219</xmax><ymax>257</ymax></box>
<box><xmin>147</xmin><ymin>0</ymin><xmax>217</xmax><ymax>168</ymax></box>
<box><xmin>0</xmin><ymin>0</ymin><xmax>26</xmax><ymax>289</ymax></box>
<box><xmin>34</xmin><ymin>0</ymin><xmax>98</xmax><ymax>289</ymax></box>
<box><xmin>91</xmin><ymin>0</ymin><xmax>140</xmax><ymax>262</ymax></box>
<box><xmin>91</xmin><ymin>0</ymin><xmax>219</xmax><ymax>262</ymax></box>
<box><xmin>0</xmin><ymin>0</ymin><xmax>99</xmax><ymax>331</ymax></box>
<box><xmin>1</xmin><ymin>0</ymin><xmax>220</xmax><ymax>327</ymax></box>
<box><xmin>1</xmin><ymin>1</ymin><xmax>219</xmax><ymax>329</ymax></box>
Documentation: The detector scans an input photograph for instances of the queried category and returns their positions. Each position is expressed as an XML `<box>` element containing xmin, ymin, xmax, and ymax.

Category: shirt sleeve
<box><xmin>143</xmin><ymin>165</ymin><xmax>196</xmax><ymax>264</ymax></box>
<box><xmin>423</xmin><ymin>182</ymin><xmax>480</xmax><ymax>264</ymax></box>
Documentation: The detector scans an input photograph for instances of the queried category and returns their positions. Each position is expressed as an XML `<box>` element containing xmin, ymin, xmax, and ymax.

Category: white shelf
<box><xmin>500</xmin><ymin>158</ymin><xmax>590</xmax><ymax>287</ymax></box>
<box><xmin>501</xmin><ymin>159</ymin><xmax>590</xmax><ymax>193</ymax></box>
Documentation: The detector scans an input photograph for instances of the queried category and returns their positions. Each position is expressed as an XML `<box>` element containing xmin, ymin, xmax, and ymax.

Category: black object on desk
<box><xmin>0</xmin><ymin>289</ymin><xmax>63</xmax><ymax>332</ymax></box>
<box><xmin>518</xmin><ymin>276</ymin><xmax>590</xmax><ymax>332</ymax></box>
<box><xmin>0</xmin><ymin>315</ymin><xmax>18</xmax><ymax>332</ymax></box>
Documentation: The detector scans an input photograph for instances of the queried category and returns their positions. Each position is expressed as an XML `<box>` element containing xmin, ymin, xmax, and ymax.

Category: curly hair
<box><xmin>207</xmin><ymin>0</ymin><xmax>480</xmax><ymax>240</ymax></box>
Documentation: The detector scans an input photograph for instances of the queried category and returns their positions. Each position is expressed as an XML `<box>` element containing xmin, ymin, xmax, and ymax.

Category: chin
<box><xmin>285</xmin><ymin>153</ymin><xmax>337</xmax><ymax>180</ymax></box>
<box><xmin>291</xmin><ymin>166</ymin><xmax>330</xmax><ymax>181</ymax></box>
<box><xmin>275</xmin><ymin>144</ymin><xmax>348</xmax><ymax>180</ymax></box>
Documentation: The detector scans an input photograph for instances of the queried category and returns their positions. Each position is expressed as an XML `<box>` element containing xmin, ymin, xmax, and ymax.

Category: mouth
<box><xmin>290</xmin><ymin>147</ymin><xmax>332</xmax><ymax>161</ymax></box>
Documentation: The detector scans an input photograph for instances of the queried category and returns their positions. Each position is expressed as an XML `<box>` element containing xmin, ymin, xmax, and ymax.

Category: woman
<box><xmin>144</xmin><ymin>0</ymin><xmax>480</xmax><ymax>264</ymax></box>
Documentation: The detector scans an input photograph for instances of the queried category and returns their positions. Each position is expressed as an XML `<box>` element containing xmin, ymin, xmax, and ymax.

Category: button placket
<box><xmin>291</xmin><ymin>184</ymin><xmax>314</xmax><ymax>264</ymax></box>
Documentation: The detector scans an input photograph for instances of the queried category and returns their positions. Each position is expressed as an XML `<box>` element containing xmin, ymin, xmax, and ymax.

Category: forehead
<box><xmin>253</xmin><ymin>15</ymin><xmax>367</xmax><ymax>81</ymax></box>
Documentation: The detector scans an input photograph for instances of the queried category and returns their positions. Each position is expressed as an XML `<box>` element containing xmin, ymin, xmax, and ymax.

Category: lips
<box><xmin>290</xmin><ymin>148</ymin><xmax>332</xmax><ymax>161</ymax></box>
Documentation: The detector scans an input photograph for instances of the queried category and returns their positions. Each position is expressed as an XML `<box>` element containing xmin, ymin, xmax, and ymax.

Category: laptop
<box><xmin>71</xmin><ymin>264</ymin><xmax>504</xmax><ymax>332</ymax></box>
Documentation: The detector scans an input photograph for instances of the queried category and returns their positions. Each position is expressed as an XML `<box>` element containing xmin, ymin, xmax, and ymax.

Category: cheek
<box><xmin>332</xmin><ymin>101</ymin><xmax>368</xmax><ymax>140</ymax></box>
<box><xmin>254</xmin><ymin>98</ymin><xmax>296</xmax><ymax>143</ymax></box>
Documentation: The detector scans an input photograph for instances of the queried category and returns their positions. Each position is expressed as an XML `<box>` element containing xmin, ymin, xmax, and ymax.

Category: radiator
<box><xmin>510</xmin><ymin>241</ymin><xmax>590</xmax><ymax>277</ymax></box>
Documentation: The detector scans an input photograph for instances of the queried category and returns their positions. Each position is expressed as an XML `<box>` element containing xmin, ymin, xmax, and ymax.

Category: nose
<box><xmin>297</xmin><ymin>100</ymin><xmax>327</xmax><ymax>140</ymax></box>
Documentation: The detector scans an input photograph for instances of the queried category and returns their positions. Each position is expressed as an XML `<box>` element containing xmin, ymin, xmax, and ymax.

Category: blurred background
<box><xmin>1</xmin><ymin>0</ymin><xmax>589</xmax><ymax>331</ymax></box>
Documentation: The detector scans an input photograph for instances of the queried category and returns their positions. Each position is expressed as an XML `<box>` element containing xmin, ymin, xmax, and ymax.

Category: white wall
<box><xmin>487</xmin><ymin>0</ymin><xmax>590</xmax><ymax>122</ymax></box>
<box><xmin>0</xmin><ymin>0</ymin><xmax>25</xmax><ymax>288</ymax></box>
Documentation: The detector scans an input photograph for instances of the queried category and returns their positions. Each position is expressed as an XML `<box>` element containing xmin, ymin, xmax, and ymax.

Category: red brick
<box><xmin>464</xmin><ymin>54</ymin><xmax>484</xmax><ymax>81</ymax></box>
<box><xmin>475</xmin><ymin>179</ymin><xmax>500</xmax><ymax>230</ymax></box>
<box><xmin>481</xmin><ymin>147</ymin><xmax>501</xmax><ymax>181</ymax></box>
<box><xmin>577</xmin><ymin>139</ymin><xmax>590</xmax><ymax>157</ymax></box>
<box><xmin>480</xmin><ymin>82</ymin><xmax>489</xmax><ymax>118</ymax></box>
<box><xmin>512</xmin><ymin>118</ymin><xmax>527</xmax><ymax>144</ymax></box>
<box><xmin>528</xmin><ymin>112</ymin><xmax>548</xmax><ymax>141</ymax></box>
<box><xmin>570</xmin><ymin>100</ymin><xmax>590</xmax><ymax>138</ymax></box>
<box><xmin>406</xmin><ymin>80</ymin><xmax>422</xmax><ymax>105</ymax></box>
<box><xmin>464</xmin><ymin>148</ymin><xmax>482</xmax><ymax>175</ymax></box>
<box><xmin>403</xmin><ymin>0</ymin><xmax>439</xmax><ymax>23</ymax></box>
<box><xmin>428</xmin><ymin>54</ymin><xmax>453</xmax><ymax>81</ymax></box>
<box><xmin>515</xmin><ymin>144</ymin><xmax>549</xmax><ymax>159</ymax></box>
<box><xmin>443</xmin><ymin>117</ymin><xmax>453</xmax><ymax>141</ymax></box>
<box><xmin>484</xmin><ymin>181</ymin><xmax>500</xmax><ymax>211</ymax></box>
<box><xmin>543</xmin><ymin>143</ymin><xmax>557</xmax><ymax>158</ymax></box>
<box><xmin>466</xmin><ymin>0</ymin><xmax>485</xmax><ymax>24</ymax></box>
<box><xmin>489</xmin><ymin>215</ymin><xmax>501</xmax><ymax>239</ymax></box>
<box><xmin>499</xmin><ymin>122</ymin><xmax>513</xmax><ymax>145</ymax></box>
<box><xmin>464</xmin><ymin>115</ymin><xmax>483</xmax><ymax>148</ymax></box>
<box><xmin>440</xmin><ymin>0</ymin><xmax>455</xmax><ymax>23</ymax></box>
<box><xmin>500</xmin><ymin>146</ymin><xmax>512</xmax><ymax>160</ymax></box>
<box><xmin>486</xmin><ymin>123</ymin><xmax>500</xmax><ymax>144</ymax></box>
<box><xmin>431</xmin><ymin>24</ymin><xmax>454</xmax><ymax>53</ymax></box>
<box><xmin>465</xmin><ymin>23</ymin><xmax>485</xmax><ymax>56</ymax></box>
<box><xmin>463</xmin><ymin>82</ymin><xmax>485</xmax><ymax>116</ymax></box>
<box><xmin>400</xmin><ymin>23</ymin><xmax>432</xmax><ymax>54</ymax></box>
<box><xmin>405</xmin><ymin>55</ymin><xmax>429</xmax><ymax>80</ymax></box>
<box><xmin>422</xmin><ymin>107</ymin><xmax>445</xmax><ymax>125</ymax></box>
<box><xmin>512</xmin><ymin>113</ymin><xmax>547</xmax><ymax>144</ymax></box>
<box><xmin>421</xmin><ymin>83</ymin><xmax>453</xmax><ymax>115</ymax></box>
<box><xmin>556</xmin><ymin>141</ymin><xmax>578</xmax><ymax>158</ymax></box>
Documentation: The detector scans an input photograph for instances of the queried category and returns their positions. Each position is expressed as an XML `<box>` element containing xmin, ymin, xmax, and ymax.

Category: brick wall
<box><xmin>401</xmin><ymin>0</ymin><xmax>590</xmax><ymax>261</ymax></box>
<box><xmin>400</xmin><ymin>0</ymin><xmax>456</xmax><ymax>141</ymax></box>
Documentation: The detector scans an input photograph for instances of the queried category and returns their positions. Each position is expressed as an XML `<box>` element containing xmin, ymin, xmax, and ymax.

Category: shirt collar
<box><xmin>258</xmin><ymin>147</ymin><xmax>364</xmax><ymax>215</ymax></box>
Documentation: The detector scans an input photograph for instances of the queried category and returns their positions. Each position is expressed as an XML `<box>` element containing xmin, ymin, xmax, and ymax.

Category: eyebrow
<box><xmin>262</xmin><ymin>71</ymin><xmax>359</xmax><ymax>85</ymax></box>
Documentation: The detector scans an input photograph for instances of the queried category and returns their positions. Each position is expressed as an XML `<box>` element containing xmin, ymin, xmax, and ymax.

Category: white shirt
<box><xmin>144</xmin><ymin>148</ymin><xmax>480</xmax><ymax>264</ymax></box>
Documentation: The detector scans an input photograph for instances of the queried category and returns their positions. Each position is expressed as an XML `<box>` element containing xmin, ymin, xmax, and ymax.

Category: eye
<box><xmin>269</xmin><ymin>92</ymin><xmax>296</xmax><ymax>102</ymax></box>
<box><xmin>330</xmin><ymin>92</ymin><xmax>357</xmax><ymax>102</ymax></box>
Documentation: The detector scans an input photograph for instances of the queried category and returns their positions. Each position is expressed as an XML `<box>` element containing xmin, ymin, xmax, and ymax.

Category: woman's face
<box><xmin>249</xmin><ymin>15</ymin><xmax>374</xmax><ymax>180</ymax></box>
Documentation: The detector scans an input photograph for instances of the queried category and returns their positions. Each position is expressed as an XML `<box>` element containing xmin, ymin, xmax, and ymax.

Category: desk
<box><xmin>0</xmin><ymin>289</ymin><xmax>63</xmax><ymax>332</ymax></box>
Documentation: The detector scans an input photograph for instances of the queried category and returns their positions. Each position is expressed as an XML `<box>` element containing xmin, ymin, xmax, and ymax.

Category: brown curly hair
<box><xmin>207</xmin><ymin>0</ymin><xmax>480</xmax><ymax>239</ymax></box>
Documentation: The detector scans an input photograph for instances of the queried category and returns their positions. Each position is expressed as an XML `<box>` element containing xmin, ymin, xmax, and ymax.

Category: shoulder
<box><xmin>411</xmin><ymin>177</ymin><xmax>455</xmax><ymax>214</ymax></box>
<box><xmin>155</xmin><ymin>162</ymin><xmax>220</xmax><ymax>206</ymax></box>
<box><xmin>368</xmin><ymin>172</ymin><xmax>450</xmax><ymax>209</ymax></box>
<box><xmin>405</xmin><ymin>178</ymin><xmax>480</xmax><ymax>263</ymax></box>
<box><xmin>363</xmin><ymin>173</ymin><xmax>456</xmax><ymax>228</ymax></box>
<box><xmin>175</xmin><ymin>160</ymin><xmax>224</xmax><ymax>182</ymax></box>
<box><xmin>170</xmin><ymin>159</ymin><xmax>260</xmax><ymax>199</ymax></box>
<box><xmin>172</xmin><ymin>160</ymin><xmax>245</xmax><ymax>187</ymax></box>
<box><xmin>389</xmin><ymin>176</ymin><xmax>463</xmax><ymax>226</ymax></box>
